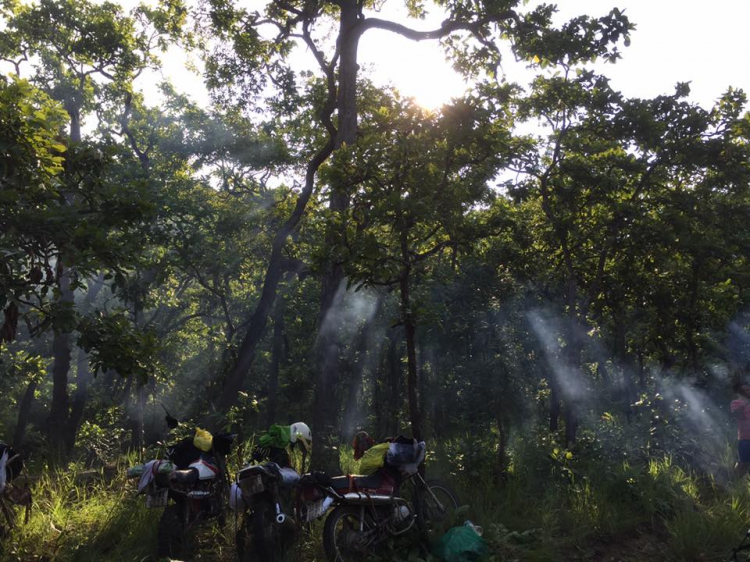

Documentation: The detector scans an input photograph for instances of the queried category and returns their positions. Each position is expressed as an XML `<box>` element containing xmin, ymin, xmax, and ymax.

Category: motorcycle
<box><xmin>0</xmin><ymin>443</ymin><xmax>31</xmax><ymax>537</ymax></box>
<box><xmin>127</xmin><ymin>430</ymin><xmax>235</xmax><ymax>558</ymax></box>
<box><xmin>233</xmin><ymin>448</ymin><xmax>329</xmax><ymax>562</ymax></box>
<box><xmin>233</xmin><ymin>461</ymin><xmax>302</xmax><ymax>562</ymax></box>
<box><xmin>318</xmin><ymin>437</ymin><xmax>460</xmax><ymax>562</ymax></box>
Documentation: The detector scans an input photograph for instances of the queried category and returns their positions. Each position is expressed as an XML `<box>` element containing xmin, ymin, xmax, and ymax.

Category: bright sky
<box><xmin>64</xmin><ymin>0</ymin><xmax>750</xmax><ymax>112</ymax></box>
<box><xmin>359</xmin><ymin>0</ymin><xmax>750</xmax><ymax>109</ymax></box>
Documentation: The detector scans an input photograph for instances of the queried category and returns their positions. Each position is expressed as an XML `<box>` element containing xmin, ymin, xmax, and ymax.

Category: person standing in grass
<box><xmin>731</xmin><ymin>381</ymin><xmax>750</xmax><ymax>478</ymax></box>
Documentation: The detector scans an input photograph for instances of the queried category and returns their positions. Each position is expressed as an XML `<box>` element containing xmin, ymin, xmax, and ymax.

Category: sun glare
<box><xmin>358</xmin><ymin>6</ymin><xmax>469</xmax><ymax>110</ymax></box>
<box><xmin>359</xmin><ymin>30</ymin><xmax>468</xmax><ymax>110</ymax></box>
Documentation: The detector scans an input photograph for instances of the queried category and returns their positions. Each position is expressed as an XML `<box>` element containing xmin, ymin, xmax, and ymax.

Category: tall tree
<box><xmin>0</xmin><ymin>0</ymin><xmax>184</xmax><ymax>461</ymax></box>
<box><xmin>202</xmin><ymin>0</ymin><xmax>632</xmax><ymax>466</ymax></box>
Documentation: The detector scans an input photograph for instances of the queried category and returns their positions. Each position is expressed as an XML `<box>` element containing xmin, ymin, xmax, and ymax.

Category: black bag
<box><xmin>166</xmin><ymin>438</ymin><xmax>203</xmax><ymax>469</ymax></box>
<box><xmin>212</xmin><ymin>432</ymin><xmax>235</xmax><ymax>456</ymax></box>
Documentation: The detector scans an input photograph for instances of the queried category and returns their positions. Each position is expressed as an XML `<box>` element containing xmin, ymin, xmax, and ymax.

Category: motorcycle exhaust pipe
<box><xmin>274</xmin><ymin>502</ymin><xmax>286</xmax><ymax>524</ymax></box>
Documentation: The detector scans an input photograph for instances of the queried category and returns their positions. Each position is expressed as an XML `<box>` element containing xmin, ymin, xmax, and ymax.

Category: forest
<box><xmin>1</xmin><ymin>0</ymin><xmax>750</xmax><ymax>560</ymax></box>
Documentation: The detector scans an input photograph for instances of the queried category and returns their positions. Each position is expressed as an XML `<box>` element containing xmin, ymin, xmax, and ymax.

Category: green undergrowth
<box><xmin>3</xmin><ymin>461</ymin><xmax>161</xmax><ymax>562</ymax></box>
<box><xmin>3</xmin><ymin>435</ymin><xmax>750</xmax><ymax>561</ymax></box>
<box><xmin>427</xmin><ymin>431</ymin><xmax>750</xmax><ymax>562</ymax></box>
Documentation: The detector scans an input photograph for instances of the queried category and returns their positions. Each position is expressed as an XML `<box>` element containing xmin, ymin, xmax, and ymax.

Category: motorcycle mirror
<box><xmin>161</xmin><ymin>403</ymin><xmax>179</xmax><ymax>429</ymax></box>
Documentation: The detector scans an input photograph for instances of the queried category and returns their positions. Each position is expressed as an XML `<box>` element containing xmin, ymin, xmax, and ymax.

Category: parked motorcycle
<box><xmin>319</xmin><ymin>437</ymin><xmax>459</xmax><ymax>562</ymax></box>
<box><xmin>233</xmin><ymin>464</ymin><xmax>332</xmax><ymax>560</ymax></box>
<box><xmin>233</xmin><ymin>461</ymin><xmax>306</xmax><ymax>562</ymax></box>
<box><xmin>127</xmin><ymin>430</ymin><xmax>235</xmax><ymax>558</ymax></box>
<box><xmin>233</xmin><ymin>422</ymin><xmax>320</xmax><ymax>562</ymax></box>
<box><xmin>0</xmin><ymin>443</ymin><xmax>30</xmax><ymax>537</ymax></box>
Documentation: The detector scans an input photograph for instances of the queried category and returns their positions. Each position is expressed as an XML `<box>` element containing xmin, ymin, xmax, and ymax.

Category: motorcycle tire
<box><xmin>252</xmin><ymin>501</ymin><xmax>289</xmax><ymax>562</ymax></box>
<box><xmin>415</xmin><ymin>479</ymin><xmax>460</xmax><ymax>542</ymax></box>
<box><xmin>235</xmin><ymin>511</ymin><xmax>252</xmax><ymax>562</ymax></box>
<box><xmin>157</xmin><ymin>503</ymin><xmax>188</xmax><ymax>558</ymax></box>
<box><xmin>322</xmin><ymin>505</ymin><xmax>379</xmax><ymax>562</ymax></box>
<box><xmin>0</xmin><ymin>499</ymin><xmax>16</xmax><ymax>535</ymax></box>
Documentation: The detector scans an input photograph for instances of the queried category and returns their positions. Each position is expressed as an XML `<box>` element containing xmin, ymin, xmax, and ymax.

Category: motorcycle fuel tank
<box><xmin>189</xmin><ymin>458</ymin><xmax>219</xmax><ymax>480</ymax></box>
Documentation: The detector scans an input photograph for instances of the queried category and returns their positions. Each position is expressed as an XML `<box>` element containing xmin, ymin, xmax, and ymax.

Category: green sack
<box><xmin>357</xmin><ymin>442</ymin><xmax>390</xmax><ymax>475</ymax></box>
<box><xmin>433</xmin><ymin>526</ymin><xmax>488</xmax><ymax>562</ymax></box>
<box><xmin>258</xmin><ymin>424</ymin><xmax>291</xmax><ymax>449</ymax></box>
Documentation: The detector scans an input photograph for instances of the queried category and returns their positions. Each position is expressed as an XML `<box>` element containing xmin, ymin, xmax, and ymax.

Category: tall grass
<box><xmin>3</xmin><ymin>435</ymin><xmax>750</xmax><ymax>561</ymax></box>
<box><xmin>4</xmin><ymin>462</ymin><xmax>162</xmax><ymax>562</ymax></box>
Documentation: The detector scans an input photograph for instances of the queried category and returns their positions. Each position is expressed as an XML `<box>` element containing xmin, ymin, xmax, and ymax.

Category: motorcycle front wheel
<box><xmin>235</xmin><ymin>510</ymin><xmax>252</xmax><ymax>562</ymax></box>
<box><xmin>323</xmin><ymin>505</ymin><xmax>381</xmax><ymax>562</ymax></box>
<box><xmin>415</xmin><ymin>479</ymin><xmax>460</xmax><ymax>542</ymax></box>
<box><xmin>251</xmin><ymin>501</ymin><xmax>290</xmax><ymax>562</ymax></box>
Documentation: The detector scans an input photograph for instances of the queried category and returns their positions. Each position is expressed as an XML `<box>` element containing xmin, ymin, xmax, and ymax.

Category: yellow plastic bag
<box><xmin>357</xmin><ymin>442</ymin><xmax>389</xmax><ymax>475</ymax></box>
<box><xmin>194</xmin><ymin>428</ymin><xmax>213</xmax><ymax>452</ymax></box>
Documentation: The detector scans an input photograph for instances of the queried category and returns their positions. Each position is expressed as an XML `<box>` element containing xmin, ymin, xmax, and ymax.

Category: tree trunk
<box><xmin>613</xmin><ymin>319</ymin><xmax>634</xmax><ymax>422</ymax></box>
<box><xmin>548</xmin><ymin>371</ymin><xmax>561</xmax><ymax>431</ymax></box>
<box><xmin>340</xmin><ymin>365</ymin><xmax>361</xmax><ymax>444</ymax></box>
<box><xmin>48</xmin><ymin>268</ymin><xmax>74</xmax><ymax>465</ymax></box>
<box><xmin>564</xmin><ymin>339</ymin><xmax>581</xmax><ymax>445</ymax></box>
<box><xmin>13</xmin><ymin>379</ymin><xmax>38</xmax><ymax>449</ymax></box>
<box><xmin>216</xmin><ymin>136</ymin><xmax>335</xmax><ymax>413</ymax></box>
<box><xmin>266</xmin><ymin>295</ymin><xmax>285</xmax><ymax>427</ymax></box>
<box><xmin>386</xmin><ymin>332</ymin><xmax>403</xmax><ymax>439</ymax></box>
<box><xmin>638</xmin><ymin>348</ymin><xmax>646</xmax><ymax>389</ymax></box>
<box><xmin>495</xmin><ymin>412</ymin><xmax>508</xmax><ymax>482</ymax></box>
<box><xmin>340</xmin><ymin>295</ymin><xmax>383</xmax><ymax>442</ymax></box>
<box><xmin>400</xmin><ymin>272</ymin><xmax>422</xmax><ymax>441</ymax></box>
<box><xmin>64</xmin><ymin>347</ymin><xmax>92</xmax><ymax>453</ymax></box>
<box><xmin>311</xmin><ymin>280</ymin><xmax>345</xmax><ymax>472</ymax></box>
<box><xmin>373</xmin><ymin>341</ymin><xmax>386</xmax><ymax>439</ymax></box>
<box><xmin>47</xmin><ymin>107</ymin><xmax>84</xmax><ymax>465</ymax></box>
<box><xmin>130</xmin><ymin>383</ymin><xmax>146</xmax><ymax>453</ymax></box>
<box><xmin>564</xmin><ymin>406</ymin><xmax>578</xmax><ymax>446</ymax></box>
<box><xmin>418</xmin><ymin>341</ymin><xmax>429</xmax><ymax>438</ymax></box>
<box><xmin>311</xmin><ymin>0</ymin><xmax>363</xmax><ymax>471</ymax></box>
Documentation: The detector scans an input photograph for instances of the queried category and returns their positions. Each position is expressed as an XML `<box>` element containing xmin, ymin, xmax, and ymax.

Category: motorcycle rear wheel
<box><xmin>323</xmin><ymin>505</ymin><xmax>380</xmax><ymax>562</ymax></box>
<box><xmin>235</xmin><ymin>511</ymin><xmax>252</xmax><ymax>562</ymax></box>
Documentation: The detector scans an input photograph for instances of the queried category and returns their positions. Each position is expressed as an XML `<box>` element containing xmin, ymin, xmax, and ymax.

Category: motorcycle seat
<box><xmin>173</xmin><ymin>468</ymin><xmax>199</xmax><ymax>484</ymax></box>
<box><xmin>329</xmin><ymin>473</ymin><xmax>383</xmax><ymax>492</ymax></box>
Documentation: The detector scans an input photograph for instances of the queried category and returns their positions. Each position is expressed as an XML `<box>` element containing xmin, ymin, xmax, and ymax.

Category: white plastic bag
<box><xmin>229</xmin><ymin>482</ymin><xmax>244</xmax><ymax>511</ymax></box>
<box><xmin>386</xmin><ymin>440</ymin><xmax>425</xmax><ymax>474</ymax></box>
<box><xmin>278</xmin><ymin>467</ymin><xmax>300</xmax><ymax>487</ymax></box>
<box><xmin>0</xmin><ymin>449</ymin><xmax>8</xmax><ymax>495</ymax></box>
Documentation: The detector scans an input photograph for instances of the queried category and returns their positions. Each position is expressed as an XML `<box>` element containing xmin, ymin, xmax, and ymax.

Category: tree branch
<box><xmin>358</xmin><ymin>11</ymin><xmax>516</xmax><ymax>41</ymax></box>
